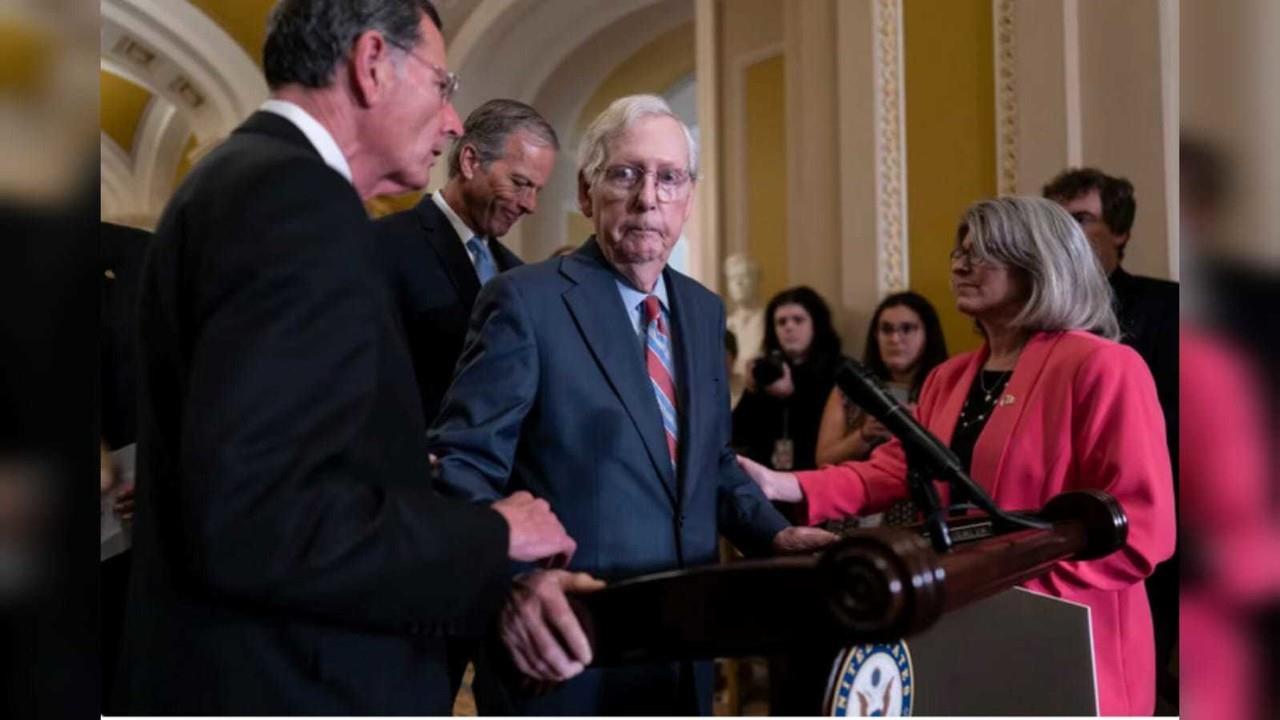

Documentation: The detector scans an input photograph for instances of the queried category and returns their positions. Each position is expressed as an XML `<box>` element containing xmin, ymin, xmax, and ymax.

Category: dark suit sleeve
<box><xmin>709</xmin><ymin>303</ymin><xmax>790</xmax><ymax>555</ymax></box>
<box><xmin>428</xmin><ymin>273</ymin><xmax>539</xmax><ymax>502</ymax></box>
<box><xmin>179</xmin><ymin>161</ymin><xmax>508</xmax><ymax>633</ymax></box>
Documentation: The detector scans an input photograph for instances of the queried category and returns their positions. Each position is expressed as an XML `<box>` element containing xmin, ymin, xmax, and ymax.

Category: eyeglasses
<box><xmin>599</xmin><ymin>164</ymin><xmax>693</xmax><ymax>202</ymax></box>
<box><xmin>949</xmin><ymin>246</ymin><xmax>999</xmax><ymax>268</ymax></box>
<box><xmin>878</xmin><ymin>322</ymin><xmax>920</xmax><ymax>336</ymax></box>
<box><xmin>388</xmin><ymin>41</ymin><xmax>460</xmax><ymax>103</ymax></box>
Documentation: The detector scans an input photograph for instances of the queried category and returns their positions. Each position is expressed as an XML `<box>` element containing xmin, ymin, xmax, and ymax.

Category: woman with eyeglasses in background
<box><xmin>814</xmin><ymin>291</ymin><xmax>948</xmax><ymax>466</ymax></box>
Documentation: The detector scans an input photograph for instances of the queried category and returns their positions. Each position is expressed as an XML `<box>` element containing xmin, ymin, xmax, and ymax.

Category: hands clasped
<box><xmin>501</xmin><ymin>569</ymin><xmax>604</xmax><ymax>682</ymax></box>
<box><xmin>491</xmin><ymin>490</ymin><xmax>576</xmax><ymax>565</ymax></box>
<box><xmin>490</xmin><ymin>491</ymin><xmax>604</xmax><ymax>683</ymax></box>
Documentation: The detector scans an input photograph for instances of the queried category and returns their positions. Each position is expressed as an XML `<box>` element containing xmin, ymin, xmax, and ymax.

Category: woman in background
<box><xmin>731</xmin><ymin>286</ymin><xmax>846</xmax><ymax>473</ymax></box>
<box><xmin>814</xmin><ymin>291</ymin><xmax>948</xmax><ymax>465</ymax></box>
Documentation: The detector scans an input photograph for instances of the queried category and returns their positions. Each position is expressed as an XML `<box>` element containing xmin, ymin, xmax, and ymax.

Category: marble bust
<box><xmin>723</xmin><ymin>253</ymin><xmax>765</xmax><ymax>402</ymax></box>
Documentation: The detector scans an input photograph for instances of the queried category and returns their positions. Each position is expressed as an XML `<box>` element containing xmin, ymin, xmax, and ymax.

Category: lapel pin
<box><xmin>1000</xmin><ymin>393</ymin><xmax>1016</xmax><ymax>406</ymax></box>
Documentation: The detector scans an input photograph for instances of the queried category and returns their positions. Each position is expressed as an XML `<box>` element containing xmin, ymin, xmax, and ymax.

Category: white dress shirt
<box><xmin>259</xmin><ymin>99</ymin><xmax>353</xmax><ymax>184</ymax></box>
<box><xmin>431</xmin><ymin>190</ymin><xmax>488</xmax><ymax>270</ymax></box>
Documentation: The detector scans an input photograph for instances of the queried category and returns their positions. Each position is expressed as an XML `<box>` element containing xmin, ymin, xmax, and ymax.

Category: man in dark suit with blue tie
<box><xmin>376</xmin><ymin>99</ymin><xmax>558</xmax><ymax>425</ymax></box>
<box><xmin>429</xmin><ymin>94</ymin><xmax>834</xmax><ymax>715</ymax></box>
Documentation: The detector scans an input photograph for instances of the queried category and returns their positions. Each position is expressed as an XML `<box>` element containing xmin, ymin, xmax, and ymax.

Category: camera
<box><xmin>751</xmin><ymin>350</ymin><xmax>788</xmax><ymax>388</ymax></box>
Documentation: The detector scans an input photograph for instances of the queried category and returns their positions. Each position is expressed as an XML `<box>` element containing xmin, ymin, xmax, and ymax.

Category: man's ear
<box><xmin>680</xmin><ymin>179</ymin><xmax>697</xmax><ymax>225</ymax></box>
<box><xmin>348</xmin><ymin>30</ymin><xmax>395</xmax><ymax>107</ymax></box>
<box><xmin>459</xmin><ymin>144</ymin><xmax>479</xmax><ymax>180</ymax></box>
<box><xmin>1115</xmin><ymin>232</ymin><xmax>1131</xmax><ymax>254</ymax></box>
<box><xmin>577</xmin><ymin>171</ymin><xmax>594</xmax><ymax>218</ymax></box>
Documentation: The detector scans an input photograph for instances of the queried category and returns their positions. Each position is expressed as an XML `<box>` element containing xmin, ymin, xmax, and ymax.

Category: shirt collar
<box><xmin>432</xmin><ymin>189</ymin><xmax>483</xmax><ymax>251</ymax></box>
<box><xmin>258</xmin><ymin>99</ymin><xmax>352</xmax><ymax>184</ymax></box>
<box><xmin>615</xmin><ymin>272</ymin><xmax>670</xmax><ymax>315</ymax></box>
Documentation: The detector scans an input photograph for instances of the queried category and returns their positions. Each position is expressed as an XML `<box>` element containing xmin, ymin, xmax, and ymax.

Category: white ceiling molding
<box><xmin>449</xmin><ymin>0</ymin><xmax>693</xmax><ymax>258</ymax></box>
<box><xmin>101</xmin><ymin>133</ymin><xmax>139</xmax><ymax>219</ymax></box>
<box><xmin>134</xmin><ymin>97</ymin><xmax>192</xmax><ymax>216</ymax></box>
<box><xmin>449</xmin><ymin>0</ymin><xmax>672</xmax><ymax>114</ymax></box>
<box><xmin>101</xmin><ymin>0</ymin><xmax>267</xmax><ymax>144</ymax></box>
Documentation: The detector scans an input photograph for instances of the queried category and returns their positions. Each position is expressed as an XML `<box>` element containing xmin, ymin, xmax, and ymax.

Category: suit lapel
<box><xmin>415</xmin><ymin>197</ymin><xmax>481</xmax><ymax>308</ymax></box>
<box><xmin>491</xmin><ymin>239</ymin><xmax>523</xmax><ymax>272</ymax></box>
<box><xmin>664</xmin><ymin>268</ymin><xmax>702</xmax><ymax>509</ymax></box>
<box><xmin>560</xmin><ymin>239</ymin><xmax>678</xmax><ymax>505</ymax></box>
<box><xmin>970</xmin><ymin>331</ymin><xmax>1062</xmax><ymax>496</ymax></box>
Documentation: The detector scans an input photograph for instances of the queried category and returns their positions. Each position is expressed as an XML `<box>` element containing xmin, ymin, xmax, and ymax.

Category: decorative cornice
<box><xmin>994</xmin><ymin>0</ymin><xmax>1018</xmax><ymax>196</ymax></box>
<box><xmin>873</xmin><ymin>0</ymin><xmax>908</xmax><ymax>293</ymax></box>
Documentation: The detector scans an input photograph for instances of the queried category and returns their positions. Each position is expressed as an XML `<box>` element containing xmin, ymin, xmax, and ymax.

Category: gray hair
<box><xmin>957</xmin><ymin>196</ymin><xmax>1119</xmax><ymax>340</ymax></box>
<box><xmin>577</xmin><ymin>94</ymin><xmax>698</xmax><ymax>186</ymax></box>
<box><xmin>447</xmin><ymin>99</ymin><xmax>559</xmax><ymax>179</ymax></box>
<box><xmin>263</xmin><ymin>0</ymin><xmax>441</xmax><ymax>90</ymax></box>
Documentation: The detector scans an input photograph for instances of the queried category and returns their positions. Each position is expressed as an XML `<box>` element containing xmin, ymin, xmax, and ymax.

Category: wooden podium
<box><xmin>566</xmin><ymin>489</ymin><xmax>1122</xmax><ymax>716</ymax></box>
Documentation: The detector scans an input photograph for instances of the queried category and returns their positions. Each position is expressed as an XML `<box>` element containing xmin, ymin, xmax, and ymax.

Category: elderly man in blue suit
<box><xmin>429</xmin><ymin>94</ymin><xmax>833</xmax><ymax>715</ymax></box>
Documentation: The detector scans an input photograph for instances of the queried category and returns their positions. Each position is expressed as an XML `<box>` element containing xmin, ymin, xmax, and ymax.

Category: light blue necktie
<box><xmin>467</xmin><ymin>236</ymin><xmax>497</xmax><ymax>285</ymax></box>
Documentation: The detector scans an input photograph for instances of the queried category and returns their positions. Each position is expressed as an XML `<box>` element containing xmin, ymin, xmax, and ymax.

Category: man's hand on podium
<box><xmin>500</xmin><ymin>569</ymin><xmax>606</xmax><ymax>682</ymax></box>
<box><xmin>491</xmin><ymin>491</ymin><xmax>577</xmax><ymax>564</ymax></box>
<box><xmin>771</xmin><ymin>526</ymin><xmax>839</xmax><ymax>555</ymax></box>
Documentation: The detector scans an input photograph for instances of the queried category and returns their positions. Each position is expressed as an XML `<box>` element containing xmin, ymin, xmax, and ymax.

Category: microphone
<box><xmin>834</xmin><ymin>359</ymin><xmax>968</xmax><ymax>487</ymax></box>
<box><xmin>833</xmin><ymin>359</ymin><xmax>1049</xmax><ymax>541</ymax></box>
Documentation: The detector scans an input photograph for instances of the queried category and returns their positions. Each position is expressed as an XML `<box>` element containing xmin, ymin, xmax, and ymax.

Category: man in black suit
<box><xmin>115</xmin><ymin>1</ymin><xmax>574</xmax><ymax>714</ymax></box>
<box><xmin>1044</xmin><ymin>167</ymin><xmax>1180</xmax><ymax>708</ymax></box>
<box><xmin>99</xmin><ymin>221</ymin><xmax>150</xmax><ymax>713</ymax></box>
<box><xmin>429</xmin><ymin>94</ymin><xmax>834</xmax><ymax>715</ymax></box>
<box><xmin>376</xmin><ymin>98</ymin><xmax>557</xmax><ymax>425</ymax></box>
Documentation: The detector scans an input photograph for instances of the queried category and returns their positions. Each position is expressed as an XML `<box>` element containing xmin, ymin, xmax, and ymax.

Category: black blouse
<box><xmin>947</xmin><ymin>369</ymin><xmax>1013</xmax><ymax>506</ymax></box>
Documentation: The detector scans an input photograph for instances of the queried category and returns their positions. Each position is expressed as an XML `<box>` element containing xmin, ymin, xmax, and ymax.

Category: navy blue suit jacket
<box><xmin>429</xmin><ymin>237</ymin><xmax>788</xmax><ymax>714</ymax></box>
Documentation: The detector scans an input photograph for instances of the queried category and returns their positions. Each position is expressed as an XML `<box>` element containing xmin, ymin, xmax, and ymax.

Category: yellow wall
<box><xmin>187</xmin><ymin>0</ymin><xmax>276</xmax><ymax>68</ymax></box>
<box><xmin>100</xmin><ymin>71</ymin><xmax>152</xmax><ymax>154</ymax></box>
<box><xmin>576</xmin><ymin>24</ymin><xmax>696</xmax><ymax>135</ymax></box>
<box><xmin>744</xmin><ymin>55</ymin><xmax>788</xmax><ymax>303</ymax></box>
<box><xmin>172</xmin><ymin>135</ymin><xmax>199</xmax><ymax>185</ymax></box>
<box><xmin>903</xmin><ymin>0</ymin><xmax>996</xmax><ymax>354</ymax></box>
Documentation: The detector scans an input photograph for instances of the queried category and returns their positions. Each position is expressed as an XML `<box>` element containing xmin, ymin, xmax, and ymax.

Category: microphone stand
<box><xmin>905</xmin><ymin>449</ymin><xmax>953</xmax><ymax>553</ymax></box>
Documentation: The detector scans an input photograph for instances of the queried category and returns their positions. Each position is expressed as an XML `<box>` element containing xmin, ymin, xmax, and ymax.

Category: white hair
<box><xmin>577</xmin><ymin>94</ymin><xmax>699</xmax><ymax>185</ymax></box>
<box><xmin>958</xmin><ymin>196</ymin><xmax>1119</xmax><ymax>340</ymax></box>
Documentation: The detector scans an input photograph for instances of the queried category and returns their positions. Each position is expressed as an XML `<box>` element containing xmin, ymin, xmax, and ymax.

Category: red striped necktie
<box><xmin>641</xmin><ymin>295</ymin><xmax>679</xmax><ymax>470</ymax></box>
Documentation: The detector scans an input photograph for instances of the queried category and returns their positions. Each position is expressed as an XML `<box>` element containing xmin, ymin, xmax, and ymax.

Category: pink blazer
<box><xmin>796</xmin><ymin>330</ymin><xmax>1175</xmax><ymax>716</ymax></box>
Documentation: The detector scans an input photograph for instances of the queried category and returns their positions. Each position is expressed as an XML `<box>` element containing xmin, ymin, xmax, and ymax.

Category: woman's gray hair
<box><xmin>577</xmin><ymin>94</ymin><xmax>698</xmax><ymax>185</ymax></box>
<box><xmin>957</xmin><ymin>196</ymin><xmax>1119</xmax><ymax>340</ymax></box>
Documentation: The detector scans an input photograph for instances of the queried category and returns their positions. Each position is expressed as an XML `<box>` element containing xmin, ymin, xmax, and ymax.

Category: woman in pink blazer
<box><xmin>740</xmin><ymin>197</ymin><xmax>1175</xmax><ymax>716</ymax></box>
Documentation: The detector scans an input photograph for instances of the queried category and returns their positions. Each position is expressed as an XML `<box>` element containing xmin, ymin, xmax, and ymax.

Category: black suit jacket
<box><xmin>375</xmin><ymin>196</ymin><xmax>522</xmax><ymax>425</ymax></box>
<box><xmin>116</xmin><ymin>112</ymin><xmax>511</xmax><ymax>715</ymax></box>
<box><xmin>101</xmin><ymin>222</ymin><xmax>150</xmax><ymax>449</ymax></box>
<box><xmin>1111</xmin><ymin>268</ymin><xmax>1179</xmax><ymax>474</ymax></box>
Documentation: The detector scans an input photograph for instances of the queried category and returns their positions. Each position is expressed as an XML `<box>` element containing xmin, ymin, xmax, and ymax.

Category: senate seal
<box><xmin>826</xmin><ymin>641</ymin><xmax>913</xmax><ymax>716</ymax></box>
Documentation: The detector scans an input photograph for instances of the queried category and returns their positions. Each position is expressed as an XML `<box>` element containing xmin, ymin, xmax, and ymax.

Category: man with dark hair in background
<box><xmin>1044</xmin><ymin>167</ymin><xmax>1180</xmax><ymax>710</ymax></box>
<box><xmin>115</xmin><ymin>1</ymin><xmax>574</xmax><ymax>714</ymax></box>
<box><xmin>376</xmin><ymin>98</ymin><xmax>558</xmax><ymax>426</ymax></box>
